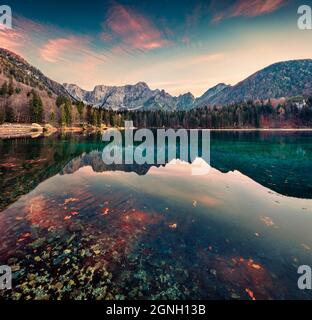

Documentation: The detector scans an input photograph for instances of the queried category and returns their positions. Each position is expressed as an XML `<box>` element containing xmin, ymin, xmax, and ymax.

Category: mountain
<box><xmin>64</xmin><ymin>82</ymin><xmax>151</xmax><ymax>110</ymax></box>
<box><xmin>66</xmin><ymin>59</ymin><xmax>312</xmax><ymax>110</ymax></box>
<box><xmin>195</xmin><ymin>59</ymin><xmax>312</xmax><ymax>107</ymax></box>
<box><xmin>61</xmin><ymin>150</ymin><xmax>155</xmax><ymax>176</ymax></box>
<box><xmin>64</xmin><ymin>82</ymin><xmax>180</xmax><ymax>111</ymax></box>
<box><xmin>176</xmin><ymin>92</ymin><xmax>195</xmax><ymax>110</ymax></box>
<box><xmin>0</xmin><ymin>48</ymin><xmax>73</xmax><ymax>123</ymax></box>
<box><xmin>194</xmin><ymin>83</ymin><xmax>230</xmax><ymax>107</ymax></box>
<box><xmin>2</xmin><ymin>47</ymin><xmax>312</xmax><ymax>115</ymax></box>
<box><xmin>64</xmin><ymin>82</ymin><xmax>197</xmax><ymax>111</ymax></box>
<box><xmin>0</xmin><ymin>48</ymin><xmax>69</xmax><ymax>97</ymax></box>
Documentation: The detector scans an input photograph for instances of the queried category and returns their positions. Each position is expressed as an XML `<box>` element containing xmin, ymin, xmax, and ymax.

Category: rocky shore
<box><xmin>0</xmin><ymin>123</ymin><xmax>105</xmax><ymax>139</ymax></box>
<box><xmin>0</xmin><ymin>123</ymin><xmax>48</xmax><ymax>139</ymax></box>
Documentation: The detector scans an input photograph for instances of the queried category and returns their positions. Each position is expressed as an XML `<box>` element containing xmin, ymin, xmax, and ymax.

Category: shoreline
<box><xmin>1</xmin><ymin>123</ymin><xmax>312</xmax><ymax>139</ymax></box>
<box><xmin>0</xmin><ymin>123</ymin><xmax>99</xmax><ymax>139</ymax></box>
<box><xmin>208</xmin><ymin>128</ymin><xmax>312</xmax><ymax>131</ymax></box>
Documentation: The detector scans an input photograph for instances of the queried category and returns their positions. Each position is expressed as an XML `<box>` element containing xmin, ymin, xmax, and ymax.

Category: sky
<box><xmin>0</xmin><ymin>0</ymin><xmax>311</xmax><ymax>97</ymax></box>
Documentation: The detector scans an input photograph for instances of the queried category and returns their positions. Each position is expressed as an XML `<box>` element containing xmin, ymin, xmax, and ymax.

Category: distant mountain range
<box><xmin>63</xmin><ymin>82</ymin><xmax>195</xmax><ymax>111</ymax></box>
<box><xmin>1</xmin><ymin>47</ymin><xmax>312</xmax><ymax>112</ymax></box>
<box><xmin>65</xmin><ymin>59</ymin><xmax>312</xmax><ymax>110</ymax></box>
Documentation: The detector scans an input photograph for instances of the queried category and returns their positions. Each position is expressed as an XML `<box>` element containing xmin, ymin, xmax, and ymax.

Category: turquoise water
<box><xmin>0</xmin><ymin>131</ymin><xmax>311</xmax><ymax>300</ymax></box>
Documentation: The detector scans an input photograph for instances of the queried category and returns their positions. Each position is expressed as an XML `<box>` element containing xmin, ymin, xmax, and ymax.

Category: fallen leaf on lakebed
<box><xmin>245</xmin><ymin>288</ymin><xmax>256</xmax><ymax>300</ymax></box>
<box><xmin>64</xmin><ymin>198</ymin><xmax>78</xmax><ymax>205</ymax></box>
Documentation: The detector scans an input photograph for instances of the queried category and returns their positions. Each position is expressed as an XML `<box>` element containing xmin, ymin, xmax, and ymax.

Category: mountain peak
<box><xmin>178</xmin><ymin>92</ymin><xmax>195</xmax><ymax>99</ymax></box>
<box><xmin>194</xmin><ymin>83</ymin><xmax>230</xmax><ymax>108</ymax></box>
<box><xmin>203</xmin><ymin>83</ymin><xmax>230</xmax><ymax>94</ymax></box>
<box><xmin>135</xmin><ymin>81</ymin><xmax>149</xmax><ymax>89</ymax></box>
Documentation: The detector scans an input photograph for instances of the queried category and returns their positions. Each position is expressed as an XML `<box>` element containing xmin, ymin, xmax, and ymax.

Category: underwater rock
<box><xmin>29</xmin><ymin>237</ymin><xmax>46</xmax><ymax>249</ymax></box>
<box><xmin>210</xmin><ymin>269</ymin><xmax>217</xmax><ymax>276</ymax></box>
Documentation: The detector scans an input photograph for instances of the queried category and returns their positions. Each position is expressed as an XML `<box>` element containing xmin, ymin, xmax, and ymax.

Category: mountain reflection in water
<box><xmin>0</xmin><ymin>131</ymin><xmax>311</xmax><ymax>300</ymax></box>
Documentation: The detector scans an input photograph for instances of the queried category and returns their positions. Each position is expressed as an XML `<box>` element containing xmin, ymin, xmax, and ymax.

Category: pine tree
<box><xmin>5</xmin><ymin>105</ymin><xmax>15</xmax><ymax>123</ymax></box>
<box><xmin>60</xmin><ymin>105</ymin><xmax>66</xmax><ymax>126</ymax></box>
<box><xmin>86</xmin><ymin>105</ymin><xmax>92</xmax><ymax>124</ymax></box>
<box><xmin>0</xmin><ymin>81</ymin><xmax>8</xmax><ymax>96</ymax></box>
<box><xmin>29</xmin><ymin>90</ymin><xmax>43</xmax><ymax>123</ymax></box>
<box><xmin>76</xmin><ymin>101</ymin><xmax>84</xmax><ymax>118</ymax></box>
<box><xmin>0</xmin><ymin>108</ymin><xmax>5</xmax><ymax>124</ymax></box>
<box><xmin>91</xmin><ymin>110</ymin><xmax>98</xmax><ymax>126</ymax></box>
<box><xmin>64</xmin><ymin>100</ymin><xmax>72</xmax><ymax>125</ymax></box>
<box><xmin>8</xmin><ymin>78</ymin><xmax>14</xmax><ymax>96</ymax></box>
<box><xmin>49</xmin><ymin>111</ymin><xmax>56</xmax><ymax>123</ymax></box>
<box><xmin>56</xmin><ymin>95</ymin><xmax>66</xmax><ymax>108</ymax></box>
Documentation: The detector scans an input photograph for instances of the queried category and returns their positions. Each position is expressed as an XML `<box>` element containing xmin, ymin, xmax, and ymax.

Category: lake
<box><xmin>0</xmin><ymin>130</ymin><xmax>312</xmax><ymax>300</ymax></box>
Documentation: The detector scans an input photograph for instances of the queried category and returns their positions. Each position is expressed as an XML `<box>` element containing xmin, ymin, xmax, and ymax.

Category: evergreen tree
<box><xmin>56</xmin><ymin>95</ymin><xmax>67</xmax><ymax>108</ymax></box>
<box><xmin>0</xmin><ymin>81</ymin><xmax>8</xmax><ymax>96</ymax></box>
<box><xmin>86</xmin><ymin>105</ymin><xmax>93</xmax><ymax>124</ymax></box>
<box><xmin>64</xmin><ymin>100</ymin><xmax>72</xmax><ymax>125</ymax></box>
<box><xmin>5</xmin><ymin>105</ymin><xmax>15</xmax><ymax>123</ymax></box>
<box><xmin>60</xmin><ymin>105</ymin><xmax>66</xmax><ymax>126</ymax></box>
<box><xmin>49</xmin><ymin>111</ymin><xmax>56</xmax><ymax>123</ymax></box>
<box><xmin>29</xmin><ymin>90</ymin><xmax>43</xmax><ymax>123</ymax></box>
<box><xmin>0</xmin><ymin>108</ymin><xmax>5</xmax><ymax>124</ymax></box>
<box><xmin>96</xmin><ymin>109</ymin><xmax>102</xmax><ymax>127</ymax></box>
<box><xmin>8</xmin><ymin>78</ymin><xmax>14</xmax><ymax>96</ymax></box>
<box><xmin>76</xmin><ymin>101</ymin><xmax>84</xmax><ymax>120</ymax></box>
<box><xmin>91</xmin><ymin>110</ymin><xmax>98</xmax><ymax>126</ymax></box>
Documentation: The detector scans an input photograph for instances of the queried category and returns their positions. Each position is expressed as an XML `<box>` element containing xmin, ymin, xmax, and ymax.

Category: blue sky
<box><xmin>1</xmin><ymin>0</ymin><xmax>311</xmax><ymax>96</ymax></box>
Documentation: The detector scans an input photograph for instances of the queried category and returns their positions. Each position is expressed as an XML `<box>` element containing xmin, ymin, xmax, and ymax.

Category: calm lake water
<box><xmin>0</xmin><ymin>131</ymin><xmax>312</xmax><ymax>300</ymax></box>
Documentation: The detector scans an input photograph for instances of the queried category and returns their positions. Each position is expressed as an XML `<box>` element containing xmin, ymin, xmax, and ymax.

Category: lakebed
<box><xmin>0</xmin><ymin>130</ymin><xmax>311</xmax><ymax>300</ymax></box>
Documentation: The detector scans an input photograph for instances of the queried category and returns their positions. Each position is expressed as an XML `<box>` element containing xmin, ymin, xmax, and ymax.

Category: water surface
<box><xmin>0</xmin><ymin>131</ymin><xmax>311</xmax><ymax>300</ymax></box>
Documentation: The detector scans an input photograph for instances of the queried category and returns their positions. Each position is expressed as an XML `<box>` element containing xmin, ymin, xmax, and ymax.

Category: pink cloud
<box><xmin>100</xmin><ymin>32</ymin><xmax>113</xmax><ymax>42</ymax></box>
<box><xmin>39</xmin><ymin>36</ymin><xmax>83</xmax><ymax>62</ymax></box>
<box><xmin>0</xmin><ymin>15</ymin><xmax>109</xmax><ymax>90</ymax></box>
<box><xmin>0</xmin><ymin>16</ymin><xmax>65</xmax><ymax>59</ymax></box>
<box><xmin>0</xmin><ymin>16</ymin><xmax>41</xmax><ymax>54</ymax></box>
<box><xmin>14</xmin><ymin>16</ymin><xmax>51</xmax><ymax>34</ymax></box>
<box><xmin>213</xmin><ymin>0</ymin><xmax>286</xmax><ymax>22</ymax></box>
<box><xmin>0</xmin><ymin>15</ymin><xmax>106</xmax><ymax>66</ymax></box>
<box><xmin>104</xmin><ymin>5</ymin><xmax>171</xmax><ymax>51</ymax></box>
<box><xmin>39</xmin><ymin>34</ymin><xmax>107</xmax><ymax>66</ymax></box>
<box><xmin>0</xmin><ymin>29</ymin><xmax>25</xmax><ymax>53</ymax></box>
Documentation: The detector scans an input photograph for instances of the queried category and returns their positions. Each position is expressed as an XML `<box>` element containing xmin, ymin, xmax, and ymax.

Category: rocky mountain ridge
<box><xmin>65</xmin><ymin>59</ymin><xmax>312</xmax><ymax>110</ymax></box>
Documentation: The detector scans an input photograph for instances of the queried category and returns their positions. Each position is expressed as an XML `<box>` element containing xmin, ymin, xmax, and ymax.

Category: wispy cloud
<box><xmin>100</xmin><ymin>32</ymin><xmax>113</xmax><ymax>42</ymax></box>
<box><xmin>39</xmin><ymin>36</ymin><xmax>86</xmax><ymax>62</ymax></box>
<box><xmin>187</xmin><ymin>53</ymin><xmax>225</xmax><ymax>65</ymax></box>
<box><xmin>212</xmin><ymin>0</ymin><xmax>286</xmax><ymax>22</ymax></box>
<box><xmin>103</xmin><ymin>4</ymin><xmax>171</xmax><ymax>52</ymax></box>
<box><xmin>0</xmin><ymin>29</ymin><xmax>25</xmax><ymax>53</ymax></box>
<box><xmin>186</xmin><ymin>3</ymin><xmax>204</xmax><ymax>29</ymax></box>
<box><xmin>0</xmin><ymin>15</ymin><xmax>108</xmax><ymax>89</ymax></box>
<box><xmin>0</xmin><ymin>16</ymin><xmax>43</xmax><ymax>54</ymax></box>
<box><xmin>37</xmin><ymin>34</ymin><xmax>108</xmax><ymax>87</ymax></box>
